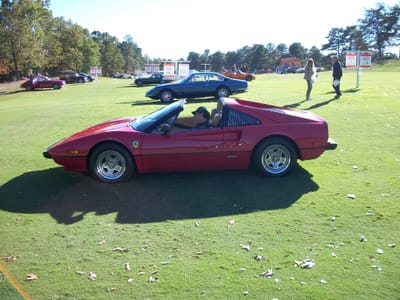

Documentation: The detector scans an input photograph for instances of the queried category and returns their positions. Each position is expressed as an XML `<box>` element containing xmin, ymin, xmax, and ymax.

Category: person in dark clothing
<box><xmin>332</xmin><ymin>55</ymin><xmax>343</xmax><ymax>99</ymax></box>
<box><xmin>192</xmin><ymin>106</ymin><xmax>210</xmax><ymax>129</ymax></box>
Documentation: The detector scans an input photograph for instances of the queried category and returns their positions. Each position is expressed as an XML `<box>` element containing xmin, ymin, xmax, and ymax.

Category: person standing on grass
<box><xmin>332</xmin><ymin>55</ymin><xmax>343</xmax><ymax>99</ymax></box>
<box><xmin>304</xmin><ymin>58</ymin><xmax>316</xmax><ymax>100</ymax></box>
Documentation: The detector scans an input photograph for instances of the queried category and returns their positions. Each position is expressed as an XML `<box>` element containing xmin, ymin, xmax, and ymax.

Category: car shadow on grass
<box><xmin>0</xmin><ymin>166</ymin><xmax>319</xmax><ymax>224</ymax></box>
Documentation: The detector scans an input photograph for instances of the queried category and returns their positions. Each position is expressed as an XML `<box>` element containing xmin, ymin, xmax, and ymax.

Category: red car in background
<box><xmin>222</xmin><ymin>71</ymin><xmax>256</xmax><ymax>81</ymax></box>
<box><xmin>43</xmin><ymin>97</ymin><xmax>337</xmax><ymax>183</ymax></box>
<box><xmin>21</xmin><ymin>75</ymin><xmax>65</xmax><ymax>91</ymax></box>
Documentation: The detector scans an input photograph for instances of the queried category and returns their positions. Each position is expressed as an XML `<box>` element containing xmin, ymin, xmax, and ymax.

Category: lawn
<box><xmin>0</xmin><ymin>65</ymin><xmax>399</xmax><ymax>300</ymax></box>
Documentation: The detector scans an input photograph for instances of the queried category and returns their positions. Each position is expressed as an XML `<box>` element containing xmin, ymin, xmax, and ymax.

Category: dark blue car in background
<box><xmin>145</xmin><ymin>72</ymin><xmax>248</xmax><ymax>103</ymax></box>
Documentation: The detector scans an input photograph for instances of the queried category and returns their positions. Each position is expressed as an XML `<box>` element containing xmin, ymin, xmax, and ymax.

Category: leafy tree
<box><xmin>187</xmin><ymin>51</ymin><xmax>201</xmax><ymax>70</ymax></box>
<box><xmin>119</xmin><ymin>35</ymin><xmax>142</xmax><ymax>74</ymax></box>
<box><xmin>264</xmin><ymin>43</ymin><xmax>280</xmax><ymax>70</ymax></box>
<box><xmin>288</xmin><ymin>42</ymin><xmax>307</xmax><ymax>60</ymax></box>
<box><xmin>322</xmin><ymin>27</ymin><xmax>348</xmax><ymax>55</ymax></box>
<box><xmin>81</xmin><ymin>28</ymin><xmax>100</xmax><ymax>72</ymax></box>
<box><xmin>92</xmin><ymin>32</ymin><xmax>124</xmax><ymax>76</ymax></box>
<box><xmin>246</xmin><ymin>44</ymin><xmax>268</xmax><ymax>72</ymax></box>
<box><xmin>224</xmin><ymin>51</ymin><xmax>240</xmax><ymax>70</ymax></box>
<box><xmin>276</xmin><ymin>43</ymin><xmax>289</xmax><ymax>57</ymax></box>
<box><xmin>209</xmin><ymin>51</ymin><xmax>224</xmax><ymax>72</ymax></box>
<box><xmin>0</xmin><ymin>0</ymin><xmax>49</xmax><ymax>78</ymax></box>
<box><xmin>359</xmin><ymin>2</ymin><xmax>400</xmax><ymax>58</ymax></box>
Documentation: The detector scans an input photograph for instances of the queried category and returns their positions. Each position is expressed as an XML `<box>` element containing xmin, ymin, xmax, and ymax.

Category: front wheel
<box><xmin>252</xmin><ymin>138</ymin><xmax>297</xmax><ymax>177</ymax></box>
<box><xmin>160</xmin><ymin>90</ymin><xmax>173</xmax><ymax>103</ymax></box>
<box><xmin>53</xmin><ymin>84</ymin><xmax>60</xmax><ymax>89</ymax></box>
<box><xmin>89</xmin><ymin>143</ymin><xmax>135</xmax><ymax>183</ymax></box>
<box><xmin>216</xmin><ymin>86</ymin><xmax>230</xmax><ymax>98</ymax></box>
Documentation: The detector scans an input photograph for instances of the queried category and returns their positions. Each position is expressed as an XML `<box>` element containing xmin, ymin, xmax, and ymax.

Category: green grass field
<box><xmin>0</xmin><ymin>64</ymin><xmax>399</xmax><ymax>299</ymax></box>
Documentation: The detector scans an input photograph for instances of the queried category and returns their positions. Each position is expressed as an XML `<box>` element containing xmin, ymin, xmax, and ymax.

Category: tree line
<box><xmin>0</xmin><ymin>0</ymin><xmax>399</xmax><ymax>80</ymax></box>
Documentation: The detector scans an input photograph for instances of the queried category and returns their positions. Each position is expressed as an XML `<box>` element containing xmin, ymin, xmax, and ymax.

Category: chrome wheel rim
<box><xmin>96</xmin><ymin>150</ymin><xmax>126</xmax><ymax>181</ymax></box>
<box><xmin>261</xmin><ymin>144</ymin><xmax>291</xmax><ymax>175</ymax></box>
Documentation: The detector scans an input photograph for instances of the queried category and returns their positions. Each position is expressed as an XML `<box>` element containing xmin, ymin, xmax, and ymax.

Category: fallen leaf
<box><xmin>240</xmin><ymin>244</ymin><xmax>250</xmax><ymax>251</ymax></box>
<box><xmin>88</xmin><ymin>272</ymin><xmax>97</xmax><ymax>280</ymax></box>
<box><xmin>125</xmin><ymin>262</ymin><xmax>130</xmax><ymax>271</ymax></box>
<box><xmin>347</xmin><ymin>194</ymin><xmax>356</xmax><ymax>199</ymax></box>
<box><xmin>113</xmin><ymin>247</ymin><xmax>128</xmax><ymax>252</ymax></box>
<box><xmin>26</xmin><ymin>274</ymin><xmax>38</xmax><ymax>281</ymax></box>
<box><xmin>260</xmin><ymin>269</ymin><xmax>273</xmax><ymax>277</ymax></box>
<box><xmin>149</xmin><ymin>276</ymin><xmax>159</xmax><ymax>283</ymax></box>
<box><xmin>128</xmin><ymin>278</ymin><xmax>133</xmax><ymax>283</ymax></box>
<box><xmin>254</xmin><ymin>254</ymin><xmax>265</xmax><ymax>261</ymax></box>
<box><xmin>377</xmin><ymin>248</ymin><xmax>384</xmax><ymax>254</ymax></box>
<box><xmin>4</xmin><ymin>255</ymin><xmax>18</xmax><ymax>262</ymax></box>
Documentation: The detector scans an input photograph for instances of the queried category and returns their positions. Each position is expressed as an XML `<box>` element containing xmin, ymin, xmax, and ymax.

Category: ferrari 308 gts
<box><xmin>43</xmin><ymin>97</ymin><xmax>337</xmax><ymax>183</ymax></box>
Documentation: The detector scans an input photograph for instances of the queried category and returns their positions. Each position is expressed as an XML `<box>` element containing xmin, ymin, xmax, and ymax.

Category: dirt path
<box><xmin>0</xmin><ymin>81</ymin><xmax>24</xmax><ymax>94</ymax></box>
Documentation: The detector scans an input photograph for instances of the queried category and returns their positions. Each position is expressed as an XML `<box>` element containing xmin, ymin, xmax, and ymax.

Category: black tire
<box><xmin>245</xmin><ymin>75</ymin><xmax>253</xmax><ymax>81</ymax></box>
<box><xmin>136</xmin><ymin>81</ymin><xmax>143</xmax><ymax>87</ymax></box>
<box><xmin>160</xmin><ymin>90</ymin><xmax>173</xmax><ymax>103</ymax></box>
<box><xmin>89</xmin><ymin>143</ymin><xmax>135</xmax><ymax>183</ymax></box>
<box><xmin>216</xmin><ymin>86</ymin><xmax>230</xmax><ymax>98</ymax></box>
<box><xmin>25</xmin><ymin>85</ymin><xmax>34</xmax><ymax>91</ymax></box>
<box><xmin>53</xmin><ymin>84</ymin><xmax>60</xmax><ymax>89</ymax></box>
<box><xmin>252</xmin><ymin>138</ymin><xmax>297</xmax><ymax>177</ymax></box>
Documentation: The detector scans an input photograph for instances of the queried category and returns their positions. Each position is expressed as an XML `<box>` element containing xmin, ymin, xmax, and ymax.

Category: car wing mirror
<box><xmin>160</xmin><ymin>123</ymin><xmax>171</xmax><ymax>135</ymax></box>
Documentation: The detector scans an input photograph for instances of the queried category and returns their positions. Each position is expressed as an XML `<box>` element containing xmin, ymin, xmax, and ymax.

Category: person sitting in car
<box><xmin>192</xmin><ymin>106</ymin><xmax>211</xmax><ymax>129</ymax></box>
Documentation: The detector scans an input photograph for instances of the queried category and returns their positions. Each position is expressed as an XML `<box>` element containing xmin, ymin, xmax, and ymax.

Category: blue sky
<box><xmin>50</xmin><ymin>0</ymin><xmax>399</xmax><ymax>59</ymax></box>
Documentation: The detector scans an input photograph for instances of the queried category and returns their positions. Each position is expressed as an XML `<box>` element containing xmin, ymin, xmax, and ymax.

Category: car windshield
<box><xmin>130</xmin><ymin>100</ymin><xmax>184</xmax><ymax>132</ymax></box>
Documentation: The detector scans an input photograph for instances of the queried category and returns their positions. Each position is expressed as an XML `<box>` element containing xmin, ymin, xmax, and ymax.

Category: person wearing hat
<box><xmin>192</xmin><ymin>106</ymin><xmax>211</xmax><ymax>129</ymax></box>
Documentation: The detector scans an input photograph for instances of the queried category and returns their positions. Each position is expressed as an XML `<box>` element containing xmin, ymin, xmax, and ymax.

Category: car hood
<box><xmin>52</xmin><ymin>117</ymin><xmax>139</xmax><ymax>147</ymax></box>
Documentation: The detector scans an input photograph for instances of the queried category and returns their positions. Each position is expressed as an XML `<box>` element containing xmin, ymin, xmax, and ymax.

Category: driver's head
<box><xmin>192</xmin><ymin>106</ymin><xmax>210</xmax><ymax>120</ymax></box>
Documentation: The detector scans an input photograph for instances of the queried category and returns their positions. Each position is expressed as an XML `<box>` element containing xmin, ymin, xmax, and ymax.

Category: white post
<box><xmin>356</xmin><ymin>51</ymin><xmax>360</xmax><ymax>88</ymax></box>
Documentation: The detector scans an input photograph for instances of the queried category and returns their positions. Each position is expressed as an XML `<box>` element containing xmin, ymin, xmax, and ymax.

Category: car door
<box><xmin>138</xmin><ymin>127</ymin><xmax>224</xmax><ymax>173</ymax></box>
<box><xmin>173</xmin><ymin>74</ymin><xmax>212</xmax><ymax>98</ymax></box>
<box><xmin>217</xmin><ymin>107</ymin><xmax>262</xmax><ymax>169</ymax></box>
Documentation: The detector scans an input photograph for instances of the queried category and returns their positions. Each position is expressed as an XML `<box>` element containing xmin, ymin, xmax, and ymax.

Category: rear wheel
<box><xmin>253</xmin><ymin>138</ymin><xmax>297</xmax><ymax>177</ymax></box>
<box><xmin>25</xmin><ymin>85</ymin><xmax>34</xmax><ymax>91</ymax></box>
<box><xmin>245</xmin><ymin>75</ymin><xmax>253</xmax><ymax>81</ymax></box>
<box><xmin>160</xmin><ymin>90</ymin><xmax>173</xmax><ymax>103</ymax></box>
<box><xmin>53</xmin><ymin>83</ymin><xmax>60</xmax><ymax>89</ymax></box>
<box><xmin>216</xmin><ymin>86</ymin><xmax>230</xmax><ymax>98</ymax></box>
<box><xmin>89</xmin><ymin>143</ymin><xmax>135</xmax><ymax>183</ymax></box>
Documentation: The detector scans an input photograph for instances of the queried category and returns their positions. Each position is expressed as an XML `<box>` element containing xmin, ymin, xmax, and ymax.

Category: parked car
<box><xmin>134</xmin><ymin>73</ymin><xmax>174</xmax><ymax>87</ymax></box>
<box><xmin>222</xmin><ymin>71</ymin><xmax>256</xmax><ymax>81</ymax></box>
<box><xmin>20</xmin><ymin>76</ymin><xmax>65</xmax><ymax>91</ymax></box>
<box><xmin>111</xmin><ymin>72</ymin><xmax>133</xmax><ymax>79</ymax></box>
<box><xmin>80</xmin><ymin>73</ymin><xmax>95</xmax><ymax>82</ymax></box>
<box><xmin>59</xmin><ymin>71</ymin><xmax>88</xmax><ymax>83</ymax></box>
<box><xmin>145</xmin><ymin>72</ymin><xmax>248</xmax><ymax>103</ymax></box>
<box><xmin>286</xmin><ymin>66</ymin><xmax>300</xmax><ymax>73</ymax></box>
<box><xmin>43</xmin><ymin>97</ymin><xmax>337</xmax><ymax>183</ymax></box>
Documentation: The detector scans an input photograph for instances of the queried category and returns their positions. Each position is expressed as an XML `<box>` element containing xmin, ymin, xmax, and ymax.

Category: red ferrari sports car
<box><xmin>43</xmin><ymin>98</ymin><xmax>337</xmax><ymax>183</ymax></box>
<box><xmin>222</xmin><ymin>71</ymin><xmax>256</xmax><ymax>81</ymax></box>
<box><xmin>20</xmin><ymin>75</ymin><xmax>65</xmax><ymax>91</ymax></box>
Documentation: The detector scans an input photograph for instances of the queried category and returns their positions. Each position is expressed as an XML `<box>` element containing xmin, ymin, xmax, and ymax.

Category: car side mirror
<box><xmin>160</xmin><ymin>123</ymin><xmax>171</xmax><ymax>135</ymax></box>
